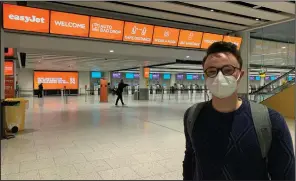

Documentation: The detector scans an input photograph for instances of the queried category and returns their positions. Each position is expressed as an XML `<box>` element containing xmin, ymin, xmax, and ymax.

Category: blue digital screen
<box><xmin>125</xmin><ymin>73</ymin><xmax>134</xmax><ymax>79</ymax></box>
<box><xmin>249</xmin><ymin>76</ymin><xmax>255</xmax><ymax>81</ymax></box>
<box><xmin>288</xmin><ymin>76</ymin><xmax>293</xmax><ymax>81</ymax></box>
<box><xmin>91</xmin><ymin>72</ymin><xmax>102</xmax><ymax>78</ymax></box>
<box><xmin>270</xmin><ymin>76</ymin><xmax>276</xmax><ymax>81</ymax></box>
<box><xmin>255</xmin><ymin>76</ymin><xmax>261</xmax><ymax>81</ymax></box>
<box><xmin>163</xmin><ymin>74</ymin><xmax>171</xmax><ymax>80</ymax></box>
<box><xmin>186</xmin><ymin>74</ymin><xmax>193</xmax><ymax>80</ymax></box>
<box><xmin>201</xmin><ymin>75</ymin><xmax>205</xmax><ymax>80</ymax></box>
<box><xmin>149</xmin><ymin>74</ymin><xmax>152</xmax><ymax>80</ymax></box>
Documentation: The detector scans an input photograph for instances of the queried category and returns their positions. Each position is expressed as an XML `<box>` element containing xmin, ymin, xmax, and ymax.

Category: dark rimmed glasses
<box><xmin>204</xmin><ymin>65</ymin><xmax>241</xmax><ymax>78</ymax></box>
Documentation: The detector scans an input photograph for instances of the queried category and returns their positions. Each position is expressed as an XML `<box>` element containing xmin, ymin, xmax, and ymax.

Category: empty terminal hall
<box><xmin>0</xmin><ymin>1</ymin><xmax>295</xmax><ymax>180</ymax></box>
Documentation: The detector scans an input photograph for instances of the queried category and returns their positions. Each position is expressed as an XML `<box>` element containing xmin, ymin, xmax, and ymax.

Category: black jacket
<box><xmin>117</xmin><ymin>82</ymin><xmax>128</xmax><ymax>94</ymax></box>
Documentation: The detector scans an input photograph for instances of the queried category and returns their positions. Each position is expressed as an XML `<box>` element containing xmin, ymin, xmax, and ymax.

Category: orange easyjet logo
<box><xmin>50</xmin><ymin>11</ymin><xmax>90</xmax><ymax>37</ymax></box>
<box><xmin>3</xmin><ymin>4</ymin><xmax>50</xmax><ymax>33</ymax></box>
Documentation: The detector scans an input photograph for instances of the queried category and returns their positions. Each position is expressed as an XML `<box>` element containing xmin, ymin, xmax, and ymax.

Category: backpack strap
<box><xmin>186</xmin><ymin>102</ymin><xmax>208</xmax><ymax>143</ymax></box>
<box><xmin>249</xmin><ymin>101</ymin><xmax>272</xmax><ymax>159</ymax></box>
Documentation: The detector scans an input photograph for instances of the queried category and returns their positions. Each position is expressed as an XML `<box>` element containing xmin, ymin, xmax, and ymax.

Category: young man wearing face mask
<box><xmin>183</xmin><ymin>41</ymin><xmax>295</xmax><ymax>180</ymax></box>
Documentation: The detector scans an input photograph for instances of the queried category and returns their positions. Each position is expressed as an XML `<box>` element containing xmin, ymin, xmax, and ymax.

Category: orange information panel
<box><xmin>144</xmin><ymin>68</ymin><xmax>150</xmax><ymax>78</ymax></box>
<box><xmin>34</xmin><ymin>71</ymin><xmax>79</xmax><ymax>90</ymax></box>
<box><xmin>201</xmin><ymin>33</ymin><xmax>223</xmax><ymax>49</ymax></box>
<box><xmin>3</xmin><ymin>3</ymin><xmax>50</xmax><ymax>33</ymax></box>
<box><xmin>123</xmin><ymin>22</ymin><xmax>154</xmax><ymax>44</ymax></box>
<box><xmin>50</xmin><ymin>11</ymin><xmax>90</xmax><ymax>37</ymax></box>
<box><xmin>89</xmin><ymin>17</ymin><xmax>124</xmax><ymax>40</ymax></box>
<box><xmin>152</xmin><ymin>26</ymin><xmax>180</xmax><ymax>46</ymax></box>
<box><xmin>178</xmin><ymin>30</ymin><xmax>203</xmax><ymax>48</ymax></box>
<box><xmin>5</xmin><ymin>48</ymin><xmax>14</xmax><ymax>57</ymax></box>
<box><xmin>4</xmin><ymin>61</ymin><xmax>14</xmax><ymax>76</ymax></box>
<box><xmin>223</xmin><ymin>36</ymin><xmax>242</xmax><ymax>50</ymax></box>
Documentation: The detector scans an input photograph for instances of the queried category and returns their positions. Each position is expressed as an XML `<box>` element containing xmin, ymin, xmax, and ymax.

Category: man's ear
<box><xmin>238</xmin><ymin>70</ymin><xmax>245</xmax><ymax>82</ymax></box>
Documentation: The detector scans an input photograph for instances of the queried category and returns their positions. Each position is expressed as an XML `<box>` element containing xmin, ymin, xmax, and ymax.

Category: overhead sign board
<box><xmin>89</xmin><ymin>17</ymin><xmax>124</xmax><ymax>41</ymax></box>
<box><xmin>152</xmin><ymin>26</ymin><xmax>180</xmax><ymax>46</ymax></box>
<box><xmin>123</xmin><ymin>22</ymin><xmax>154</xmax><ymax>44</ymax></box>
<box><xmin>201</xmin><ymin>33</ymin><xmax>223</xmax><ymax>49</ymax></box>
<box><xmin>4</xmin><ymin>61</ymin><xmax>14</xmax><ymax>76</ymax></box>
<box><xmin>3</xmin><ymin>3</ymin><xmax>50</xmax><ymax>33</ymax></box>
<box><xmin>178</xmin><ymin>30</ymin><xmax>203</xmax><ymax>48</ymax></box>
<box><xmin>223</xmin><ymin>36</ymin><xmax>242</xmax><ymax>50</ymax></box>
<box><xmin>50</xmin><ymin>11</ymin><xmax>90</xmax><ymax>37</ymax></box>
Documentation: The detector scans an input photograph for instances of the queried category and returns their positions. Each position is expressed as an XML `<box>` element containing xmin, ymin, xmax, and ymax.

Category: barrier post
<box><xmin>100</xmin><ymin>79</ymin><xmax>108</xmax><ymax>103</ymax></box>
<box><xmin>161</xmin><ymin>88</ymin><xmax>164</xmax><ymax>102</ymax></box>
<box><xmin>84</xmin><ymin>85</ymin><xmax>87</xmax><ymax>102</ymax></box>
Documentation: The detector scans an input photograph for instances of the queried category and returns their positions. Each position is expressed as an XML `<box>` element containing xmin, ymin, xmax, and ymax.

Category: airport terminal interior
<box><xmin>0</xmin><ymin>1</ymin><xmax>295</xmax><ymax>180</ymax></box>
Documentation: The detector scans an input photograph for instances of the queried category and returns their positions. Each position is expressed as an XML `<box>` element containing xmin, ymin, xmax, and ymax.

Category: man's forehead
<box><xmin>207</xmin><ymin>52</ymin><xmax>232</xmax><ymax>60</ymax></box>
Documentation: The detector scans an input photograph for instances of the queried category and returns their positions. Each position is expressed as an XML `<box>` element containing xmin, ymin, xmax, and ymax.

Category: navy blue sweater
<box><xmin>183</xmin><ymin>99</ymin><xmax>295</xmax><ymax>180</ymax></box>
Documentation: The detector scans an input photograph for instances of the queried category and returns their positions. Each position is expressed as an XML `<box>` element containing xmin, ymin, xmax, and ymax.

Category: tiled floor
<box><xmin>1</xmin><ymin>94</ymin><xmax>294</xmax><ymax>180</ymax></box>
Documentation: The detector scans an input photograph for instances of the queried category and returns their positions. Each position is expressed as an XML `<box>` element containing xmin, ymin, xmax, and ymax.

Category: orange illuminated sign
<box><xmin>50</xmin><ymin>11</ymin><xmax>90</xmax><ymax>37</ymax></box>
<box><xmin>123</xmin><ymin>22</ymin><xmax>154</xmax><ymax>44</ymax></box>
<box><xmin>89</xmin><ymin>17</ymin><xmax>124</xmax><ymax>40</ymax></box>
<box><xmin>223</xmin><ymin>36</ymin><xmax>242</xmax><ymax>50</ymax></box>
<box><xmin>201</xmin><ymin>33</ymin><xmax>223</xmax><ymax>49</ymax></box>
<box><xmin>4</xmin><ymin>61</ymin><xmax>14</xmax><ymax>76</ymax></box>
<box><xmin>5</xmin><ymin>48</ymin><xmax>14</xmax><ymax>57</ymax></box>
<box><xmin>3</xmin><ymin>3</ymin><xmax>50</xmax><ymax>33</ymax></box>
<box><xmin>144</xmin><ymin>68</ymin><xmax>150</xmax><ymax>78</ymax></box>
<box><xmin>152</xmin><ymin>26</ymin><xmax>180</xmax><ymax>46</ymax></box>
<box><xmin>178</xmin><ymin>30</ymin><xmax>203</xmax><ymax>48</ymax></box>
<box><xmin>34</xmin><ymin>71</ymin><xmax>79</xmax><ymax>90</ymax></box>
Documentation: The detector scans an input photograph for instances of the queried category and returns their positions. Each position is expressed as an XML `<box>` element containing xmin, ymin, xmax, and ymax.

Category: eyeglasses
<box><xmin>204</xmin><ymin>65</ymin><xmax>240</xmax><ymax>78</ymax></box>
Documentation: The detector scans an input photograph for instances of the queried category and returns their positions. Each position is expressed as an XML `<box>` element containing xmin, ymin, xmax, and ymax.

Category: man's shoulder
<box><xmin>267</xmin><ymin>108</ymin><xmax>288</xmax><ymax>132</ymax></box>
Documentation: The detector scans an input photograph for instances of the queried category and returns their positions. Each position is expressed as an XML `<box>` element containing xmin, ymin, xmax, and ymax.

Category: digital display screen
<box><xmin>134</xmin><ymin>73</ymin><xmax>140</xmax><ymax>79</ymax></box>
<box><xmin>288</xmin><ymin>76</ymin><xmax>293</xmax><ymax>81</ymax></box>
<box><xmin>201</xmin><ymin>75</ymin><xmax>205</xmax><ymax>80</ymax></box>
<box><xmin>192</xmin><ymin>74</ymin><xmax>199</xmax><ymax>80</ymax></box>
<box><xmin>91</xmin><ymin>72</ymin><xmax>102</xmax><ymax>78</ymax></box>
<box><xmin>255</xmin><ymin>76</ymin><xmax>261</xmax><ymax>81</ymax></box>
<box><xmin>177</xmin><ymin>74</ymin><xmax>184</xmax><ymax>80</ymax></box>
<box><xmin>163</xmin><ymin>74</ymin><xmax>171</xmax><ymax>80</ymax></box>
<box><xmin>265</xmin><ymin>76</ymin><xmax>270</xmax><ymax>81</ymax></box>
<box><xmin>249</xmin><ymin>76</ymin><xmax>255</xmax><ymax>81</ymax></box>
<box><xmin>186</xmin><ymin>74</ymin><xmax>193</xmax><ymax>80</ymax></box>
<box><xmin>270</xmin><ymin>76</ymin><xmax>276</xmax><ymax>81</ymax></box>
<box><xmin>112</xmin><ymin>72</ymin><xmax>121</xmax><ymax>79</ymax></box>
<box><xmin>152</xmin><ymin>73</ymin><xmax>160</xmax><ymax>80</ymax></box>
<box><xmin>125</xmin><ymin>73</ymin><xmax>134</xmax><ymax>79</ymax></box>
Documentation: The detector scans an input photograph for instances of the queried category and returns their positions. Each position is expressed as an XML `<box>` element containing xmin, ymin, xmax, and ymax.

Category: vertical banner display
<box><xmin>3</xmin><ymin>3</ymin><xmax>50</xmax><ymax>33</ymax></box>
<box><xmin>4</xmin><ymin>48</ymin><xmax>14</xmax><ymax>57</ymax></box>
<box><xmin>152</xmin><ymin>26</ymin><xmax>180</xmax><ymax>46</ymax></box>
<box><xmin>123</xmin><ymin>22</ymin><xmax>154</xmax><ymax>44</ymax></box>
<box><xmin>4</xmin><ymin>61</ymin><xmax>14</xmax><ymax>76</ymax></box>
<box><xmin>201</xmin><ymin>33</ymin><xmax>223</xmax><ymax>49</ymax></box>
<box><xmin>4</xmin><ymin>61</ymin><xmax>15</xmax><ymax>98</ymax></box>
<box><xmin>34</xmin><ymin>71</ymin><xmax>79</xmax><ymax>90</ymax></box>
<box><xmin>144</xmin><ymin>68</ymin><xmax>150</xmax><ymax>78</ymax></box>
<box><xmin>178</xmin><ymin>30</ymin><xmax>203</xmax><ymax>48</ymax></box>
<box><xmin>89</xmin><ymin>17</ymin><xmax>124</xmax><ymax>41</ymax></box>
<box><xmin>50</xmin><ymin>11</ymin><xmax>90</xmax><ymax>37</ymax></box>
<box><xmin>223</xmin><ymin>36</ymin><xmax>242</xmax><ymax>50</ymax></box>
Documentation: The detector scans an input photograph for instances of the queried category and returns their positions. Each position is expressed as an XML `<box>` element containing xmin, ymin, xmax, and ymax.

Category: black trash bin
<box><xmin>1</xmin><ymin>100</ymin><xmax>20</xmax><ymax>139</ymax></box>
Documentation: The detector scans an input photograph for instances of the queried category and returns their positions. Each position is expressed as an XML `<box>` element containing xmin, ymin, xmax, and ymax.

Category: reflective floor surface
<box><xmin>1</xmin><ymin>94</ymin><xmax>294</xmax><ymax>180</ymax></box>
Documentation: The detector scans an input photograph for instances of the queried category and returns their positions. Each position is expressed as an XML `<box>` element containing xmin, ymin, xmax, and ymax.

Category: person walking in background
<box><xmin>38</xmin><ymin>83</ymin><xmax>43</xmax><ymax>98</ymax></box>
<box><xmin>183</xmin><ymin>42</ymin><xmax>294</xmax><ymax>180</ymax></box>
<box><xmin>115</xmin><ymin>79</ymin><xmax>128</xmax><ymax>106</ymax></box>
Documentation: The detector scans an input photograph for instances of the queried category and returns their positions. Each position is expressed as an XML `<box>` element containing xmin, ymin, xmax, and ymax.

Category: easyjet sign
<box><xmin>3</xmin><ymin>4</ymin><xmax>50</xmax><ymax>33</ymax></box>
<box><xmin>50</xmin><ymin>11</ymin><xmax>90</xmax><ymax>37</ymax></box>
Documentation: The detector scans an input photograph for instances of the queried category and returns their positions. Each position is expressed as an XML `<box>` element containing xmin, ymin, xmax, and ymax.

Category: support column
<box><xmin>104</xmin><ymin>71</ymin><xmax>111</xmax><ymax>83</ymax></box>
<box><xmin>170</xmin><ymin>73</ymin><xmax>176</xmax><ymax>87</ymax></box>
<box><xmin>138</xmin><ymin>66</ymin><xmax>149</xmax><ymax>100</ymax></box>
<box><xmin>237</xmin><ymin>31</ymin><xmax>250</xmax><ymax>100</ymax></box>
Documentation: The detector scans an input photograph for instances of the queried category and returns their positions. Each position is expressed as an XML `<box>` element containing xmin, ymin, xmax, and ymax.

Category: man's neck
<box><xmin>211</xmin><ymin>93</ymin><xmax>242</xmax><ymax>113</ymax></box>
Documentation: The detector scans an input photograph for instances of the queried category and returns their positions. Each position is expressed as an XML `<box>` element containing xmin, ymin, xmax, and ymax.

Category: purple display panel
<box><xmin>265</xmin><ymin>76</ymin><xmax>270</xmax><ymax>81</ymax></box>
<box><xmin>192</xmin><ymin>74</ymin><xmax>199</xmax><ymax>80</ymax></box>
<box><xmin>249</xmin><ymin>76</ymin><xmax>255</xmax><ymax>81</ymax></box>
<box><xmin>112</xmin><ymin>72</ymin><xmax>121</xmax><ymax>79</ymax></box>
<box><xmin>134</xmin><ymin>73</ymin><xmax>140</xmax><ymax>79</ymax></box>
<box><xmin>152</xmin><ymin>73</ymin><xmax>160</xmax><ymax>80</ymax></box>
<box><xmin>177</xmin><ymin>74</ymin><xmax>184</xmax><ymax>80</ymax></box>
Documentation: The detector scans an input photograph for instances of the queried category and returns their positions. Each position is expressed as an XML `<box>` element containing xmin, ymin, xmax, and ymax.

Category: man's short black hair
<box><xmin>202</xmin><ymin>41</ymin><xmax>243</xmax><ymax>69</ymax></box>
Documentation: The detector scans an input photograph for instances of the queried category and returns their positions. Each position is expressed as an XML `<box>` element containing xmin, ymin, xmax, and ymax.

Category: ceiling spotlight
<box><xmin>186</xmin><ymin>56</ymin><xmax>190</xmax><ymax>58</ymax></box>
<box><xmin>210</xmin><ymin>9</ymin><xmax>214</xmax><ymax>12</ymax></box>
<box><xmin>282</xmin><ymin>46</ymin><xmax>286</xmax><ymax>49</ymax></box>
<box><xmin>109</xmin><ymin>50</ymin><xmax>114</xmax><ymax>53</ymax></box>
<box><xmin>255</xmin><ymin>18</ymin><xmax>260</xmax><ymax>21</ymax></box>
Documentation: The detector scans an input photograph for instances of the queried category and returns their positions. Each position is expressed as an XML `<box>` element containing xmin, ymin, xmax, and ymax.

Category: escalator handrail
<box><xmin>251</xmin><ymin>68</ymin><xmax>295</xmax><ymax>95</ymax></box>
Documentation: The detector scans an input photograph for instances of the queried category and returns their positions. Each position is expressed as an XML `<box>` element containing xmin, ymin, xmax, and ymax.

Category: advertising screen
<box><xmin>134</xmin><ymin>73</ymin><xmax>140</xmax><ymax>79</ymax></box>
<box><xmin>201</xmin><ymin>33</ymin><xmax>223</xmax><ymax>49</ymax></box>
<box><xmin>192</xmin><ymin>74</ymin><xmax>199</xmax><ymax>80</ymax></box>
<box><xmin>91</xmin><ymin>72</ymin><xmax>102</xmax><ymax>78</ymax></box>
<box><xmin>223</xmin><ymin>36</ymin><xmax>242</xmax><ymax>50</ymax></box>
<box><xmin>153</xmin><ymin>73</ymin><xmax>160</xmax><ymax>80</ymax></box>
<box><xmin>288</xmin><ymin>76</ymin><xmax>293</xmax><ymax>81</ymax></box>
<box><xmin>50</xmin><ymin>11</ymin><xmax>90</xmax><ymax>37</ymax></box>
<box><xmin>152</xmin><ymin>26</ymin><xmax>180</xmax><ymax>46</ymax></box>
<box><xmin>4</xmin><ymin>61</ymin><xmax>14</xmax><ymax>76</ymax></box>
<box><xmin>186</xmin><ymin>74</ymin><xmax>193</xmax><ymax>80</ymax></box>
<box><xmin>34</xmin><ymin>71</ymin><xmax>78</xmax><ymax>90</ymax></box>
<box><xmin>163</xmin><ymin>74</ymin><xmax>171</xmax><ymax>80</ymax></box>
<box><xmin>112</xmin><ymin>72</ymin><xmax>121</xmax><ymax>79</ymax></box>
<box><xmin>3</xmin><ymin>3</ymin><xmax>50</xmax><ymax>33</ymax></box>
<box><xmin>255</xmin><ymin>76</ymin><xmax>261</xmax><ymax>81</ymax></box>
<box><xmin>249</xmin><ymin>76</ymin><xmax>255</xmax><ymax>81</ymax></box>
<box><xmin>265</xmin><ymin>76</ymin><xmax>270</xmax><ymax>81</ymax></box>
<box><xmin>125</xmin><ymin>73</ymin><xmax>134</xmax><ymax>79</ymax></box>
<box><xmin>270</xmin><ymin>76</ymin><xmax>276</xmax><ymax>81</ymax></box>
<box><xmin>178</xmin><ymin>30</ymin><xmax>203</xmax><ymax>48</ymax></box>
<box><xmin>89</xmin><ymin>17</ymin><xmax>124</xmax><ymax>40</ymax></box>
<box><xmin>123</xmin><ymin>22</ymin><xmax>154</xmax><ymax>44</ymax></box>
<box><xmin>177</xmin><ymin>74</ymin><xmax>184</xmax><ymax>80</ymax></box>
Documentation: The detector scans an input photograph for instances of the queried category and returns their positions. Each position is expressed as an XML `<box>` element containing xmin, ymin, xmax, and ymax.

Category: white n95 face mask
<box><xmin>206</xmin><ymin>71</ymin><xmax>240</xmax><ymax>99</ymax></box>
